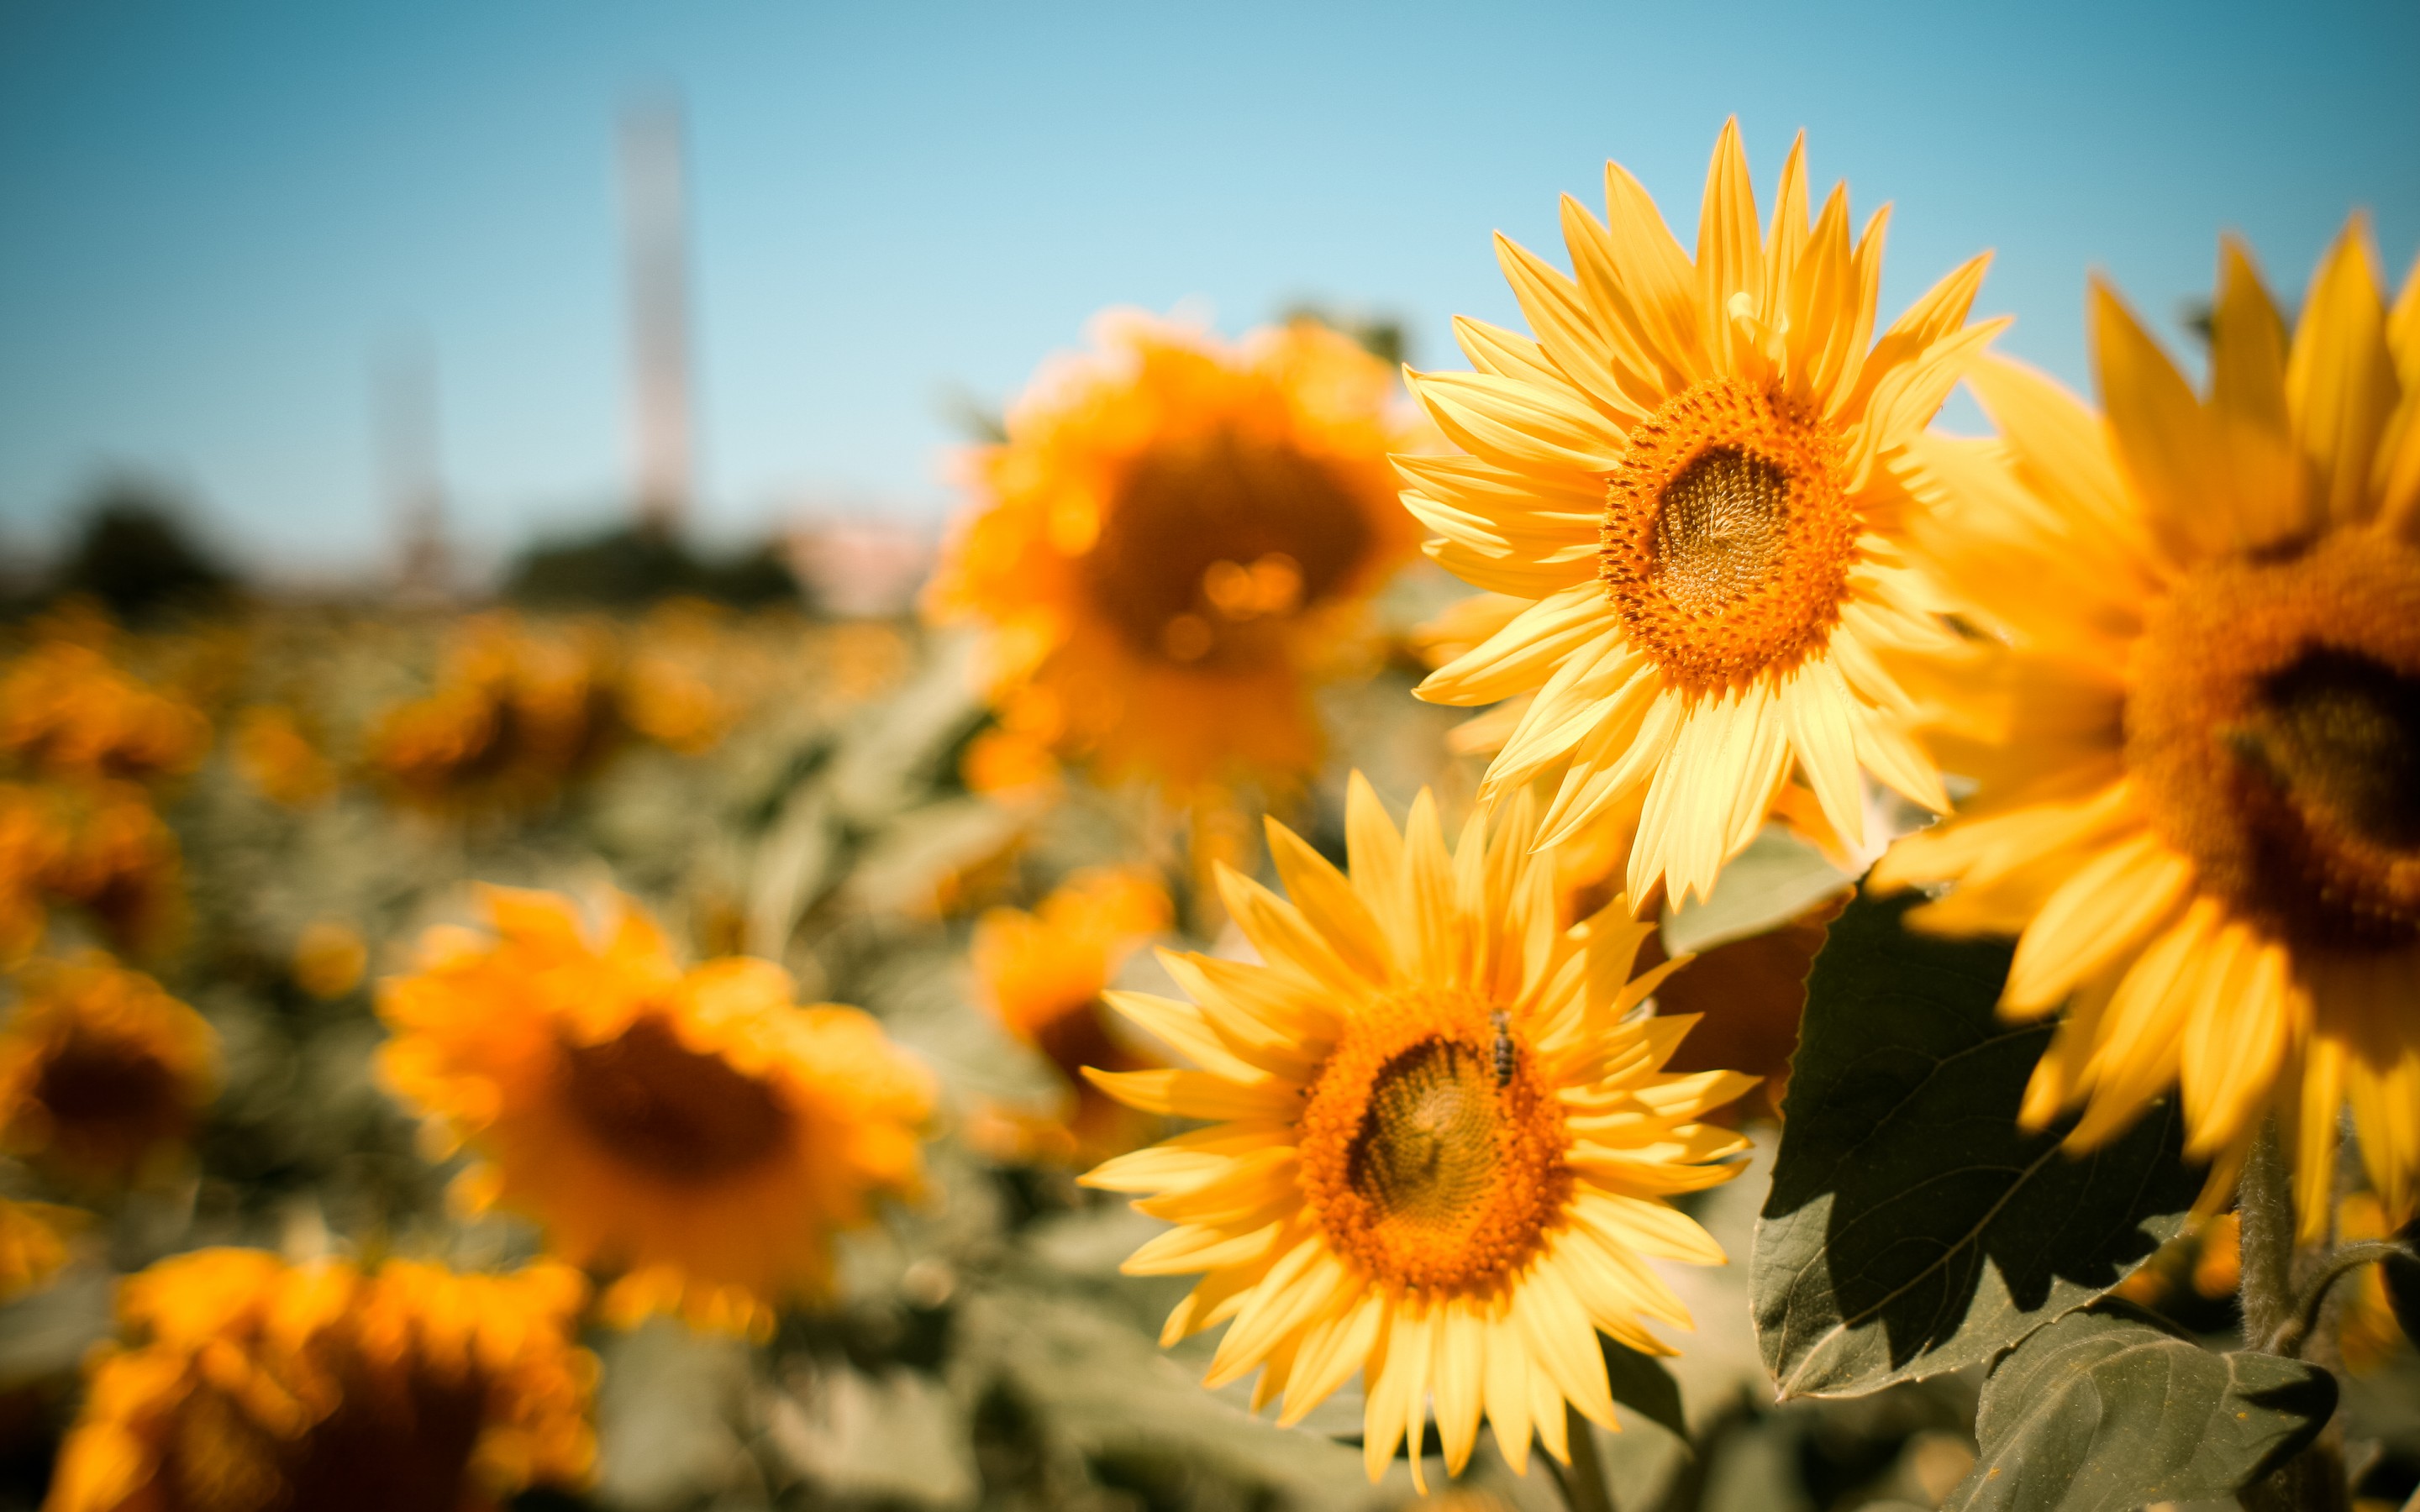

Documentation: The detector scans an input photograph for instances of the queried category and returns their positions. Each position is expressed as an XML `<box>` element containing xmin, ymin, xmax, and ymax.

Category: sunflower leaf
<box><xmin>1752</xmin><ymin>891</ymin><xmax>2204</xmax><ymax>1398</ymax></box>
<box><xmin>1941</xmin><ymin>1303</ymin><xmax>2334</xmax><ymax>1512</ymax></box>
<box><xmin>1599</xmin><ymin>1337</ymin><xmax>1689</xmax><ymax>1442</ymax></box>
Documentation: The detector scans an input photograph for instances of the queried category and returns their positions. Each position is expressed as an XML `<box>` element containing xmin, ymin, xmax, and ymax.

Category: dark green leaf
<box><xmin>1754</xmin><ymin>892</ymin><xmax>2204</xmax><ymax>1397</ymax></box>
<box><xmin>1942</xmin><ymin>1303</ymin><xmax>2335</xmax><ymax>1512</ymax></box>
<box><xmin>1601</xmin><ymin>1337</ymin><xmax>1688</xmax><ymax>1441</ymax></box>
<box><xmin>2385</xmin><ymin>1221</ymin><xmax>2420</xmax><ymax>1348</ymax></box>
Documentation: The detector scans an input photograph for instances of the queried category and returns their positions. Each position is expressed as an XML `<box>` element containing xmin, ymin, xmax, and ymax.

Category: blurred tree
<box><xmin>50</xmin><ymin>481</ymin><xmax>238</xmax><ymax>622</ymax></box>
<box><xmin>503</xmin><ymin>522</ymin><xmax>804</xmax><ymax>611</ymax></box>
<box><xmin>1281</xmin><ymin>302</ymin><xmax>1408</xmax><ymax>367</ymax></box>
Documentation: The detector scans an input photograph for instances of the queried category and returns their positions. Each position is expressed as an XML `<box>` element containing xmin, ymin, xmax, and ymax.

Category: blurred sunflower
<box><xmin>378</xmin><ymin>887</ymin><xmax>934</xmax><ymax>1335</ymax></box>
<box><xmin>0</xmin><ymin>1199</ymin><xmax>82</xmax><ymax>1303</ymax></box>
<box><xmin>290</xmin><ymin>919</ymin><xmax>369</xmax><ymax>1001</ymax></box>
<box><xmin>0</xmin><ymin>953</ymin><xmax>218</xmax><ymax>1185</ymax></box>
<box><xmin>1403</xmin><ymin>120</ymin><xmax>2001</xmax><ymax>908</ymax></box>
<box><xmin>970</xmin><ymin>868</ymin><xmax>1170</xmax><ymax>1162</ymax></box>
<box><xmin>363</xmin><ymin>615</ymin><xmax>620</xmax><ymax>813</ymax></box>
<box><xmin>0</xmin><ymin>781</ymin><xmax>184</xmax><ymax>961</ymax></box>
<box><xmin>231</xmin><ymin>704</ymin><xmax>337</xmax><ymax>807</ymax></box>
<box><xmin>925</xmin><ymin>314</ymin><xmax>1421</xmax><ymax>796</ymax></box>
<box><xmin>0</xmin><ymin>639</ymin><xmax>209</xmax><ymax>785</ymax></box>
<box><xmin>48</xmin><ymin>1249</ymin><xmax>594</xmax><ymax>1512</ymax></box>
<box><xmin>2335</xmin><ymin>1193</ymin><xmax>2410</xmax><ymax>1373</ymax></box>
<box><xmin>1879</xmin><ymin>224</ymin><xmax>2420</xmax><ymax>1232</ymax></box>
<box><xmin>1081</xmin><ymin>775</ymin><xmax>1751</xmax><ymax>1487</ymax></box>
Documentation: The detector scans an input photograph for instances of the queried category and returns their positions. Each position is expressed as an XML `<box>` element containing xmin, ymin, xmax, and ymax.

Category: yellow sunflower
<box><xmin>1403</xmin><ymin>120</ymin><xmax>2002</xmax><ymax>909</ymax></box>
<box><xmin>924</xmin><ymin>313</ymin><xmax>1422</xmax><ymax>795</ymax></box>
<box><xmin>364</xmin><ymin>615</ymin><xmax>621</xmax><ymax>814</ymax></box>
<box><xmin>0</xmin><ymin>638</ymin><xmax>209</xmax><ymax>786</ymax></box>
<box><xmin>0</xmin><ymin>953</ymin><xmax>218</xmax><ymax>1186</ymax></box>
<box><xmin>1081</xmin><ymin>774</ymin><xmax>1752</xmax><ymax>1488</ymax></box>
<box><xmin>969</xmin><ymin>868</ymin><xmax>1170</xmax><ymax>1162</ymax></box>
<box><xmin>377</xmin><ymin>887</ymin><xmax>934</xmax><ymax>1335</ymax></box>
<box><xmin>0</xmin><ymin>1198</ymin><xmax>82</xmax><ymax>1303</ymax></box>
<box><xmin>232</xmin><ymin>704</ymin><xmax>337</xmax><ymax>808</ymax></box>
<box><xmin>48</xmin><ymin>1248</ymin><xmax>595</xmax><ymax>1512</ymax></box>
<box><xmin>1877</xmin><ymin>222</ymin><xmax>2420</xmax><ymax>1234</ymax></box>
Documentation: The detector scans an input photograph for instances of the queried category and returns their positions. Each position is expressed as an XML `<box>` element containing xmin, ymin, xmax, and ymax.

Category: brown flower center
<box><xmin>560</xmin><ymin>1014</ymin><xmax>792</xmax><ymax>1182</ymax></box>
<box><xmin>161</xmin><ymin>1346</ymin><xmax>490</xmax><ymax>1512</ymax></box>
<box><xmin>1082</xmin><ymin>428</ymin><xmax>1371</xmax><ymax>669</ymax></box>
<box><xmin>2127</xmin><ymin>535</ymin><xmax>2420</xmax><ymax>951</ymax></box>
<box><xmin>1297</xmin><ymin>989</ymin><xmax>1568</xmax><ymax>1297</ymax></box>
<box><xmin>29</xmin><ymin>1029</ymin><xmax>187</xmax><ymax>1176</ymax></box>
<box><xmin>1601</xmin><ymin>379</ymin><xmax>1859</xmax><ymax>690</ymax></box>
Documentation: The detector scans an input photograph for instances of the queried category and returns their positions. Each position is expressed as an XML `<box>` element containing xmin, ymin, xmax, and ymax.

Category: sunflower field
<box><xmin>3</xmin><ymin>123</ymin><xmax>2419</xmax><ymax>1512</ymax></box>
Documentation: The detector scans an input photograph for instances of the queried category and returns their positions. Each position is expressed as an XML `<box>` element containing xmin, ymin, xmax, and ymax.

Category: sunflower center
<box><xmin>162</xmin><ymin>1350</ymin><xmax>489</xmax><ymax>1512</ymax></box>
<box><xmin>1082</xmin><ymin>428</ymin><xmax>1372</xmax><ymax>668</ymax></box>
<box><xmin>2127</xmin><ymin>536</ymin><xmax>2420</xmax><ymax>950</ymax></box>
<box><xmin>30</xmin><ymin>1030</ymin><xmax>187</xmax><ymax>1173</ymax></box>
<box><xmin>1297</xmin><ymin>989</ymin><xmax>1568</xmax><ymax>1297</ymax></box>
<box><xmin>1601</xmin><ymin>379</ymin><xmax>1857</xmax><ymax>690</ymax></box>
<box><xmin>559</xmin><ymin>1014</ymin><xmax>792</xmax><ymax>1182</ymax></box>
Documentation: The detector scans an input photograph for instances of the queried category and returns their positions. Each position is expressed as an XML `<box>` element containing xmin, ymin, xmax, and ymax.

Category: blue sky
<box><xmin>2</xmin><ymin>0</ymin><xmax>2414</xmax><ymax>572</ymax></box>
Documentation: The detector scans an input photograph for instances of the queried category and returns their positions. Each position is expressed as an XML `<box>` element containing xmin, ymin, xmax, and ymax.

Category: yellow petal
<box><xmin>2207</xmin><ymin>236</ymin><xmax>2307</xmax><ymax>547</ymax></box>
<box><xmin>2092</xmin><ymin>279</ymin><xmax>2228</xmax><ymax>565</ymax></box>
<box><xmin>2000</xmin><ymin>832</ymin><xmax>2195</xmax><ymax>1013</ymax></box>
<box><xmin>1695</xmin><ymin>116</ymin><xmax>1765</xmax><ymax>375</ymax></box>
<box><xmin>2286</xmin><ymin>215</ymin><xmax>2400</xmax><ymax>527</ymax></box>
<box><xmin>1599</xmin><ymin>159</ymin><xmax>1707</xmax><ymax>385</ymax></box>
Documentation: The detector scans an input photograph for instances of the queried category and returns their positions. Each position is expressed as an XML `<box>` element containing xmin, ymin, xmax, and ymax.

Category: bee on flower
<box><xmin>1082</xmin><ymin>775</ymin><xmax>1753</xmax><ymax>1488</ymax></box>
<box><xmin>1402</xmin><ymin>121</ymin><xmax>2001</xmax><ymax>910</ymax></box>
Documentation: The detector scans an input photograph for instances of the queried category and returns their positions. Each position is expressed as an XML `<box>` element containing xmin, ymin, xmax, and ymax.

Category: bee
<box><xmin>1490</xmin><ymin>1010</ymin><xmax>1515</xmax><ymax>1088</ymax></box>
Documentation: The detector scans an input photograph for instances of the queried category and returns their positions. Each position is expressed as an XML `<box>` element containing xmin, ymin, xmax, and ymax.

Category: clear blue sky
<box><xmin>3</xmin><ymin>0</ymin><xmax>2414</xmax><ymax>572</ymax></box>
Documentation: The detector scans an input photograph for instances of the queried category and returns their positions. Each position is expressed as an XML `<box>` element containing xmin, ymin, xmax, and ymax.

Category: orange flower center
<box><xmin>1601</xmin><ymin>379</ymin><xmax>1858</xmax><ymax>690</ymax></box>
<box><xmin>2128</xmin><ymin>534</ymin><xmax>2420</xmax><ymax>950</ymax></box>
<box><xmin>1083</xmin><ymin>428</ymin><xmax>1371</xmax><ymax>668</ymax></box>
<box><xmin>559</xmin><ymin>1015</ymin><xmax>792</xmax><ymax>1181</ymax></box>
<box><xmin>1297</xmin><ymin>988</ymin><xmax>1568</xmax><ymax>1297</ymax></box>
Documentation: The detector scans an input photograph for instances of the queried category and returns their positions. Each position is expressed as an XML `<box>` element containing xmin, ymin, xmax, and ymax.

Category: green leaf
<box><xmin>1754</xmin><ymin>892</ymin><xmax>2204</xmax><ymax>1397</ymax></box>
<box><xmin>1600</xmin><ymin>1336</ymin><xmax>1688</xmax><ymax>1441</ymax></box>
<box><xmin>1942</xmin><ymin>1303</ymin><xmax>2335</xmax><ymax>1512</ymax></box>
<box><xmin>1663</xmin><ymin>823</ymin><xmax>1851</xmax><ymax>956</ymax></box>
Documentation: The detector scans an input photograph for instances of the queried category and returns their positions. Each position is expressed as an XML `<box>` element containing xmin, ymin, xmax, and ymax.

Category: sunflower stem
<box><xmin>2238</xmin><ymin>1116</ymin><xmax>2352</xmax><ymax>1512</ymax></box>
<box><xmin>1551</xmin><ymin>1404</ymin><xmax>1616</xmax><ymax>1512</ymax></box>
<box><xmin>2238</xmin><ymin>1117</ymin><xmax>2298</xmax><ymax>1352</ymax></box>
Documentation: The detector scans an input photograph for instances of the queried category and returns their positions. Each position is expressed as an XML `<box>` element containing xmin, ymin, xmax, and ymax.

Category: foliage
<box><xmin>1754</xmin><ymin>893</ymin><xmax>2204</xmax><ymax>1398</ymax></box>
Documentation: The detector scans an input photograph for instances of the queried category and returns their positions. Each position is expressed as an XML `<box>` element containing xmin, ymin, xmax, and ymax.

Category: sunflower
<box><xmin>0</xmin><ymin>639</ymin><xmax>209</xmax><ymax>785</ymax></box>
<box><xmin>363</xmin><ymin>615</ymin><xmax>622</xmax><ymax>813</ymax></box>
<box><xmin>1876</xmin><ymin>223</ymin><xmax>2420</xmax><ymax>1235</ymax></box>
<box><xmin>48</xmin><ymin>1249</ymin><xmax>594</xmax><ymax>1512</ymax></box>
<box><xmin>970</xmin><ymin>868</ymin><xmax>1170</xmax><ymax>1161</ymax></box>
<box><xmin>924</xmin><ymin>313</ymin><xmax>1421</xmax><ymax>796</ymax></box>
<box><xmin>0</xmin><ymin>1198</ymin><xmax>82</xmax><ymax>1303</ymax></box>
<box><xmin>1081</xmin><ymin>774</ymin><xmax>1752</xmax><ymax>1488</ymax></box>
<box><xmin>232</xmin><ymin>704</ymin><xmax>337</xmax><ymax>808</ymax></box>
<box><xmin>377</xmin><ymin>887</ymin><xmax>934</xmax><ymax>1335</ymax></box>
<box><xmin>1402</xmin><ymin>120</ymin><xmax>2001</xmax><ymax>909</ymax></box>
<box><xmin>0</xmin><ymin>953</ymin><xmax>217</xmax><ymax>1185</ymax></box>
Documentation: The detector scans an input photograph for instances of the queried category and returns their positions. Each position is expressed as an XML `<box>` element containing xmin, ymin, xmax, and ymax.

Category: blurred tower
<box><xmin>619</xmin><ymin>97</ymin><xmax>694</xmax><ymax>532</ymax></box>
<box><xmin>376</xmin><ymin>338</ymin><xmax>450</xmax><ymax>598</ymax></box>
